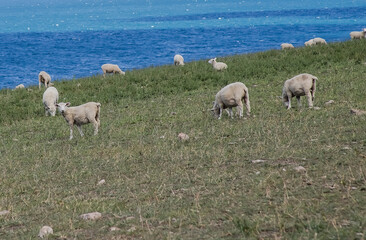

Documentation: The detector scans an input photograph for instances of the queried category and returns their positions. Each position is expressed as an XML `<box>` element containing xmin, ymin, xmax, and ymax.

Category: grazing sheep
<box><xmin>42</xmin><ymin>87</ymin><xmax>59</xmax><ymax>116</ymax></box>
<box><xmin>174</xmin><ymin>54</ymin><xmax>185</xmax><ymax>66</ymax></box>
<box><xmin>304</xmin><ymin>39</ymin><xmax>315</xmax><ymax>46</ymax></box>
<box><xmin>350</xmin><ymin>29</ymin><xmax>366</xmax><ymax>39</ymax></box>
<box><xmin>39</xmin><ymin>71</ymin><xmax>51</xmax><ymax>89</ymax></box>
<box><xmin>313</xmin><ymin>37</ymin><xmax>327</xmax><ymax>45</ymax></box>
<box><xmin>281</xmin><ymin>43</ymin><xmax>294</xmax><ymax>49</ymax></box>
<box><xmin>282</xmin><ymin>73</ymin><xmax>318</xmax><ymax>109</ymax></box>
<box><xmin>211</xmin><ymin>82</ymin><xmax>250</xmax><ymax>119</ymax></box>
<box><xmin>101</xmin><ymin>64</ymin><xmax>125</xmax><ymax>77</ymax></box>
<box><xmin>56</xmin><ymin>102</ymin><xmax>101</xmax><ymax>140</ymax></box>
<box><xmin>208</xmin><ymin>58</ymin><xmax>228</xmax><ymax>71</ymax></box>
<box><xmin>15</xmin><ymin>84</ymin><xmax>25</xmax><ymax>89</ymax></box>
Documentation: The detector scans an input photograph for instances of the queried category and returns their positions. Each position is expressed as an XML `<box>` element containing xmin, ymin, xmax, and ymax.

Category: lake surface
<box><xmin>1</xmin><ymin>0</ymin><xmax>365</xmax><ymax>89</ymax></box>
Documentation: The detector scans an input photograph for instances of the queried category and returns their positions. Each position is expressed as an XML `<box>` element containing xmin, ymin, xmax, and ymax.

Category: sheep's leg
<box><xmin>76</xmin><ymin>125</ymin><xmax>84</xmax><ymax>137</ymax></box>
<box><xmin>306</xmin><ymin>91</ymin><xmax>313</xmax><ymax>108</ymax></box>
<box><xmin>91</xmin><ymin>120</ymin><xmax>99</xmax><ymax>135</ymax></box>
<box><xmin>69</xmin><ymin>124</ymin><xmax>74</xmax><ymax>140</ymax></box>
<box><xmin>296</xmin><ymin>96</ymin><xmax>302</xmax><ymax>107</ymax></box>
<box><xmin>237</xmin><ymin>102</ymin><xmax>243</xmax><ymax>118</ymax></box>
<box><xmin>227</xmin><ymin>108</ymin><xmax>233</xmax><ymax>118</ymax></box>
<box><xmin>218</xmin><ymin>108</ymin><xmax>223</xmax><ymax>120</ymax></box>
<box><xmin>287</xmin><ymin>95</ymin><xmax>292</xmax><ymax>109</ymax></box>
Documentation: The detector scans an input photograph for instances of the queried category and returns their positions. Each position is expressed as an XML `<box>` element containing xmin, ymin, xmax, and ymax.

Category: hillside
<box><xmin>0</xmin><ymin>40</ymin><xmax>366</xmax><ymax>239</ymax></box>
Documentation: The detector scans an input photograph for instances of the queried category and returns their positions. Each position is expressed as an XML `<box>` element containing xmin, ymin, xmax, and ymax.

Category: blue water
<box><xmin>1</xmin><ymin>0</ymin><xmax>366</xmax><ymax>89</ymax></box>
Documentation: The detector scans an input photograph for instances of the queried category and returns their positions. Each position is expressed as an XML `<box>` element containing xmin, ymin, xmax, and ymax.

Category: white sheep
<box><xmin>42</xmin><ymin>87</ymin><xmax>59</xmax><ymax>116</ymax></box>
<box><xmin>211</xmin><ymin>82</ymin><xmax>250</xmax><ymax>119</ymax></box>
<box><xmin>282</xmin><ymin>73</ymin><xmax>318</xmax><ymax>109</ymax></box>
<box><xmin>313</xmin><ymin>37</ymin><xmax>327</xmax><ymax>45</ymax></box>
<box><xmin>56</xmin><ymin>102</ymin><xmax>101</xmax><ymax>140</ymax></box>
<box><xmin>174</xmin><ymin>54</ymin><xmax>184</xmax><ymax>66</ymax></box>
<box><xmin>350</xmin><ymin>29</ymin><xmax>366</xmax><ymax>39</ymax></box>
<box><xmin>101</xmin><ymin>64</ymin><xmax>125</xmax><ymax>77</ymax></box>
<box><xmin>208</xmin><ymin>58</ymin><xmax>228</xmax><ymax>71</ymax></box>
<box><xmin>39</xmin><ymin>71</ymin><xmax>51</xmax><ymax>89</ymax></box>
<box><xmin>15</xmin><ymin>84</ymin><xmax>25</xmax><ymax>89</ymax></box>
<box><xmin>281</xmin><ymin>43</ymin><xmax>294</xmax><ymax>49</ymax></box>
<box><xmin>304</xmin><ymin>39</ymin><xmax>315</xmax><ymax>46</ymax></box>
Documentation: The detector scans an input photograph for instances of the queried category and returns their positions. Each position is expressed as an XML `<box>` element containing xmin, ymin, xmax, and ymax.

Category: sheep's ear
<box><xmin>66</xmin><ymin>102</ymin><xmax>71</xmax><ymax>106</ymax></box>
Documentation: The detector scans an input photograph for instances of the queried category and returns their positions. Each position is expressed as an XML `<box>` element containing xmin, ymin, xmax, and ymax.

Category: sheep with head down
<box><xmin>281</xmin><ymin>43</ymin><xmax>294</xmax><ymax>49</ymax></box>
<box><xmin>101</xmin><ymin>64</ymin><xmax>125</xmax><ymax>77</ymax></box>
<box><xmin>282</xmin><ymin>73</ymin><xmax>318</xmax><ymax>110</ymax></box>
<box><xmin>208</xmin><ymin>58</ymin><xmax>228</xmax><ymax>71</ymax></box>
<box><xmin>211</xmin><ymin>82</ymin><xmax>250</xmax><ymax>119</ymax></box>
<box><xmin>39</xmin><ymin>71</ymin><xmax>51</xmax><ymax>89</ymax></box>
<box><xmin>42</xmin><ymin>86</ymin><xmax>59</xmax><ymax>116</ymax></box>
<box><xmin>174</xmin><ymin>54</ymin><xmax>184</xmax><ymax>66</ymax></box>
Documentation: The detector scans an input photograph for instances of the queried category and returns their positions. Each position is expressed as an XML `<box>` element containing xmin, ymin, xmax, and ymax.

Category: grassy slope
<box><xmin>0</xmin><ymin>40</ymin><xmax>365</xmax><ymax>239</ymax></box>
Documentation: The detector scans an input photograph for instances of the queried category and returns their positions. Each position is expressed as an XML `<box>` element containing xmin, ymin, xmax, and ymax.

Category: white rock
<box><xmin>0</xmin><ymin>210</ymin><xmax>10</xmax><ymax>216</ymax></box>
<box><xmin>38</xmin><ymin>226</ymin><xmax>53</xmax><ymax>238</ymax></box>
<box><xmin>251</xmin><ymin>159</ymin><xmax>267</xmax><ymax>163</ymax></box>
<box><xmin>97</xmin><ymin>179</ymin><xmax>105</xmax><ymax>185</ymax></box>
<box><xmin>80</xmin><ymin>212</ymin><xmax>102</xmax><ymax>220</ymax></box>
<box><xmin>178</xmin><ymin>133</ymin><xmax>189</xmax><ymax>141</ymax></box>
<box><xmin>294</xmin><ymin>166</ymin><xmax>306</xmax><ymax>172</ymax></box>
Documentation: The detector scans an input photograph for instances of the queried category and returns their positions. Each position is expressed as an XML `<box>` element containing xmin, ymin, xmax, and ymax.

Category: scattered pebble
<box><xmin>97</xmin><ymin>179</ymin><xmax>105</xmax><ymax>185</ymax></box>
<box><xmin>350</xmin><ymin>108</ymin><xmax>366</xmax><ymax>116</ymax></box>
<box><xmin>109</xmin><ymin>227</ymin><xmax>121</xmax><ymax>231</ymax></box>
<box><xmin>251</xmin><ymin>159</ymin><xmax>267</xmax><ymax>163</ymax></box>
<box><xmin>294</xmin><ymin>166</ymin><xmax>306</xmax><ymax>173</ymax></box>
<box><xmin>38</xmin><ymin>226</ymin><xmax>53</xmax><ymax>238</ymax></box>
<box><xmin>325</xmin><ymin>100</ymin><xmax>334</xmax><ymax>105</ymax></box>
<box><xmin>80</xmin><ymin>212</ymin><xmax>102</xmax><ymax>220</ymax></box>
<box><xmin>178</xmin><ymin>133</ymin><xmax>189</xmax><ymax>141</ymax></box>
<box><xmin>159</xmin><ymin>135</ymin><xmax>165</xmax><ymax>139</ymax></box>
<box><xmin>0</xmin><ymin>210</ymin><xmax>10</xmax><ymax>216</ymax></box>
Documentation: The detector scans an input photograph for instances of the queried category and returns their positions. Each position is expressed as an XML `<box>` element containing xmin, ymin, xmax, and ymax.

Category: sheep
<box><xmin>101</xmin><ymin>64</ymin><xmax>125</xmax><ymax>77</ymax></box>
<box><xmin>281</xmin><ymin>43</ymin><xmax>294</xmax><ymax>49</ymax></box>
<box><xmin>208</xmin><ymin>58</ymin><xmax>228</xmax><ymax>71</ymax></box>
<box><xmin>174</xmin><ymin>54</ymin><xmax>184</xmax><ymax>66</ymax></box>
<box><xmin>313</xmin><ymin>37</ymin><xmax>327</xmax><ymax>45</ymax></box>
<box><xmin>15</xmin><ymin>84</ymin><xmax>25</xmax><ymax>89</ymax></box>
<box><xmin>56</xmin><ymin>102</ymin><xmax>101</xmax><ymax>140</ymax></box>
<box><xmin>350</xmin><ymin>29</ymin><xmax>366</xmax><ymax>39</ymax></box>
<box><xmin>42</xmin><ymin>87</ymin><xmax>59</xmax><ymax>116</ymax></box>
<box><xmin>304</xmin><ymin>39</ymin><xmax>315</xmax><ymax>46</ymax></box>
<box><xmin>211</xmin><ymin>82</ymin><xmax>250</xmax><ymax>119</ymax></box>
<box><xmin>39</xmin><ymin>71</ymin><xmax>51</xmax><ymax>89</ymax></box>
<box><xmin>282</xmin><ymin>73</ymin><xmax>318</xmax><ymax>110</ymax></box>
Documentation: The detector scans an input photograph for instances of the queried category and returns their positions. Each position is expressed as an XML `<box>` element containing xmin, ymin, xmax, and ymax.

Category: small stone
<box><xmin>0</xmin><ymin>210</ymin><xmax>10</xmax><ymax>216</ymax></box>
<box><xmin>97</xmin><ymin>179</ymin><xmax>105</xmax><ymax>185</ymax></box>
<box><xmin>109</xmin><ymin>227</ymin><xmax>121</xmax><ymax>231</ymax></box>
<box><xmin>159</xmin><ymin>135</ymin><xmax>165</xmax><ymax>139</ymax></box>
<box><xmin>251</xmin><ymin>159</ymin><xmax>267</xmax><ymax>163</ymax></box>
<box><xmin>80</xmin><ymin>212</ymin><xmax>102</xmax><ymax>220</ymax></box>
<box><xmin>38</xmin><ymin>226</ymin><xmax>53</xmax><ymax>238</ymax></box>
<box><xmin>178</xmin><ymin>133</ymin><xmax>189</xmax><ymax>141</ymax></box>
<box><xmin>325</xmin><ymin>100</ymin><xmax>335</xmax><ymax>105</ymax></box>
<box><xmin>294</xmin><ymin>166</ymin><xmax>306</xmax><ymax>172</ymax></box>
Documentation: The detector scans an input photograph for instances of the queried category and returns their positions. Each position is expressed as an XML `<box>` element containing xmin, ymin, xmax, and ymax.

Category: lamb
<box><xmin>174</xmin><ymin>54</ymin><xmax>184</xmax><ymax>66</ymax></box>
<box><xmin>282</xmin><ymin>73</ymin><xmax>318</xmax><ymax>109</ymax></box>
<box><xmin>42</xmin><ymin>87</ymin><xmax>59</xmax><ymax>116</ymax></box>
<box><xmin>15</xmin><ymin>84</ymin><xmax>25</xmax><ymax>89</ymax></box>
<box><xmin>211</xmin><ymin>82</ymin><xmax>250</xmax><ymax>119</ymax></box>
<box><xmin>208</xmin><ymin>58</ymin><xmax>228</xmax><ymax>71</ymax></box>
<box><xmin>39</xmin><ymin>71</ymin><xmax>51</xmax><ymax>89</ymax></box>
<box><xmin>313</xmin><ymin>37</ymin><xmax>327</xmax><ymax>45</ymax></box>
<box><xmin>101</xmin><ymin>64</ymin><xmax>125</xmax><ymax>77</ymax></box>
<box><xmin>350</xmin><ymin>29</ymin><xmax>366</xmax><ymax>39</ymax></box>
<box><xmin>281</xmin><ymin>43</ymin><xmax>294</xmax><ymax>49</ymax></box>
<box><xmin>56</xmin><ymin>102</ymin><xmax>101</xmax><ymax>140</ymax></box>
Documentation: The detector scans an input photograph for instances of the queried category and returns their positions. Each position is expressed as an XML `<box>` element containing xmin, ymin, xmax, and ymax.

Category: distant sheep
<box><xmin>39</xmin><ymin>71</ymin><xmax>51</xmax><ymax>89</ymax></box>
<box><xmin>281</xmin><ymin>43</ymin><xmax>294</xmax><ymax>49</ymax></box>
<box><xmin>42</xmin><ymin>87</ymin><xmax>59</xmax><ymax>116</ymax></box>
<box><xmin>101</xmin><ymin>64</ymin><xmax>125</xmax><ymax>77</ymax></box>
<box><xmin>282</xmin><ymin>73</ymin><xmax>318</xmax><ymax>109</ymax></box>
<box><xmin>15</xmin><ymin>84</ymin><xmax>25</xmax><ymax>89</ymax></box>
<box><xmin>211</xmin><ymin>82</ymin><xmax>250</xmax><ymax>119</ymax></box>
<box><xmin>304</xmin><ymin>39</ymin><xmax>315</xmax><ymax>46</ymax></box>
<box><xmin>350</xmin><ymin>29</ymin><xmax>366</xmax><ymax>39</ymax></box>
<box><xmin>174</xmin><ymin>54</ymin><xmax>184</xmax><ymax>66</ymax></box>
<box><xmin>57</xmin><ymin>102</ymin><xmax>101</xmax><ymax>140</ymax></box>
<box><xmin>208</xmin><ymin>58</ymin><xmax>228</xmax><ymax>71</ymax></box>
<box><xmin>313</xmin><ymin>37</ymin><xmax>327</xmax><ymax>45</ymax></box>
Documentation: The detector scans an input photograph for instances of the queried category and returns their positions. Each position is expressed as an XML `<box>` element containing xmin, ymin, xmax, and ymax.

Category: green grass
<box><xmin>0</xmin><ymin>40</ymin><xmax>366</xmax><ymax>239</ymax></box>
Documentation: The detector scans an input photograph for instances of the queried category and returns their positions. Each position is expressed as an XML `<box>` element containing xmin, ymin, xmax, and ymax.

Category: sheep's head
<box><xmin>56</xmin><ymin>102</ymin><xmax>71</xmax><ymax>113</ymax></box>
<box><xmin>208</xmin><ymin>58</ymin><xmax>217</xmax><ymax>65</ymax></box>
<box><xmin>210</xmin><ymin>101</ymin><xmax>220</xmax><ymax>118</ymax></box>
<box><xmin>46</xmin><ymin>105</ymin><xmax>57</xmax><ymax>116</ymax></box>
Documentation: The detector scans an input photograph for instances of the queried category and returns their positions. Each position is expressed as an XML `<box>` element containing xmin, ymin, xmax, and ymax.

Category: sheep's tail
<box><xmin>95</xmin><ymin>103</ymin><xmax>101</xmax><ymax>126</ymax></box>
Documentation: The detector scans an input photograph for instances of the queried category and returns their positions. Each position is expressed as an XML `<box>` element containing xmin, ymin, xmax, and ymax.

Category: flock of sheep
<box><xmin>13</xmin><ymin>28</ymin><xmax>365</xmax><ymax>140</ymax></box>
